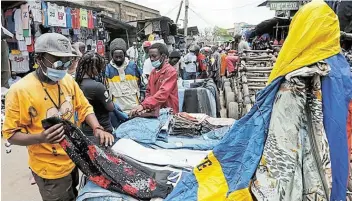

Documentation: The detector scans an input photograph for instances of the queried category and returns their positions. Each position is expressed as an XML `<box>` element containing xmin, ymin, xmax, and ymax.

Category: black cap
<box><xmin>169</xmin><ymin>51</ymin><xmax>181</xmax><ymax>58</ymax></box>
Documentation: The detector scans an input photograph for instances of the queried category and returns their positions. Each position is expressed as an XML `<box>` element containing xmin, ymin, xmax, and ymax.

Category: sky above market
<box><xmin>130</xmin><ymin>0</ymin><xmax>275</xmax><ymax>28</ymax></box>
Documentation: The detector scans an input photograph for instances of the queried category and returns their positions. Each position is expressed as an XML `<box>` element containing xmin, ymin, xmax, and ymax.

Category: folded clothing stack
<box><xmin>168</xmin><ymin>113</ymin><xmax>235</xmax><ymax>136</ymax></box>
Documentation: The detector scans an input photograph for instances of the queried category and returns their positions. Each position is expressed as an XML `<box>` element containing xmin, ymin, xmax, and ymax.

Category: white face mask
<box><xmin>40</xmin><ymin>63</ymin><xmax>67</xmax><ymax>82</ymax></box>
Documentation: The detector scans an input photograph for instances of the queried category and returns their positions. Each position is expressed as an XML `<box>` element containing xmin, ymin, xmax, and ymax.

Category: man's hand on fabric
<box><xmin>94</xmin><ymin>129</ymin><xmax>114</xmax><ymax>147</ymax></box>
<box><xmin>129</xmin><ymin>105</ymin><xmax>144</xmax><ymax>117</ymax></box>
<box><xmin>39</xmin><ymin>123</ymin><xmax>65</xmax><ymax>144</ymax></box>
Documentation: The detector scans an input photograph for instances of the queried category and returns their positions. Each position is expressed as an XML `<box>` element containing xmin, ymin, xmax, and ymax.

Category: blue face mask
<box><xmin>151</xmin><ymin>60</ymin><xmax>162</xmax><ymax>68</ymax></box>
<box><xmin>42</xmin><ymin>67</ymin><xmax>67</xmax><ymax>82</ymax></box>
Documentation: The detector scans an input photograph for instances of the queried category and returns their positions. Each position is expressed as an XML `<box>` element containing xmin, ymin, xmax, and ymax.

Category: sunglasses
<box><xmin>43</xmin><ymin>56</ymin><xmax>73</xmax><ymax>69</ymax></box>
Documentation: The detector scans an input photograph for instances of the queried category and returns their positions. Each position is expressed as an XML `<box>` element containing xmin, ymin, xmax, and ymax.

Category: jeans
<box><xmin>110</xmin><ymin>104</ymin><xmax>129</xmax><ymax>129</ymax></box>
<box><xmin>113</xmin><ymin>109</ymin><xmax>171</xmax><ymax>144</ymax></box>
<box><xmin>183</xmin><ymin>71</ymin><xmax>196</xmax><ymax>80</ymax></box>
<box><xmin>152</xmin><ymin>127</ymin><xmax>229</xmax><ymax>151</ymax></box>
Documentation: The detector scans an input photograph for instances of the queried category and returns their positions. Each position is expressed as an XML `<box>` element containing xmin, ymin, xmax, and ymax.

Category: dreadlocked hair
<box><xmin>75</xmin><ymin>51</ymin><xmax>108</xmax><ymax>89</ymax></box>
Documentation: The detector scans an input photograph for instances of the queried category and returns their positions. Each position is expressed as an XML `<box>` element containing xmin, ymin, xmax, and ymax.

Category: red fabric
<box><xmin>88</xmin><ymin>10</ymin><xmax>94</xmax><ymax>29</ymax></box>
<box><xmin>225</xmin><ymin>55</ymin><xmax>239</xmax><ymax>73</ymax></box>
<box><xmin>347</xmin><ymin>101</ymin><xmax>352</xmax><ymax>162</ymax></box>
<box><xmin>71</xmin><ymin>9</ymin><xmax>80</xmax><ymax>29</ymax></box>
<box><xmin>197</xmin><ymin>53</ymin><xmax>207</xmax><ymax>72</ymax></box>
<box><xmin>142</xmin><ymin>63</ymin><xmax>179</xmax><ymax>113</ymax></box>
<box><xmin>97</xmin><ymin>40</ymin><xmax>105</xmax><ymax>56</ymax></box>
<box><xmin>27</xmin><ymin>37</ymin><xmax>34</xmax><ymax>52</ymax></box>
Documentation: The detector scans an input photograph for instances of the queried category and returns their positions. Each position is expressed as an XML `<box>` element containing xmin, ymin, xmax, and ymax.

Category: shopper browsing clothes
<box><xmin>75</xmin><ymin>51</ymin><xmax>115</xmax><ymax>139</ymax></box>
<box><xmin>106</xmin><ymin>38</ymin><xmax>143</xmax><ymax>113</ymax></box>
<box><xmin>2</xmin><ymin>33</ymin><xmax>114</xmax><ymax>201</ymax></box>
<box><xmin>130</xmin><ymin>43</ymin><xmax>179</xmax><ymax>116</ymax></box>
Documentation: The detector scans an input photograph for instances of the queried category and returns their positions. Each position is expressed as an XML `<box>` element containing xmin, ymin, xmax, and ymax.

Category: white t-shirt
<box><xmin>143</xmin><ymin>58</ymin><xmax>154</xmax><ymax>75</ymax></box>
<box><xmin>47</xmin><ymin>3</ymin><xmax>58</xmax><ymax>26</ymax></box>
<box><xmin>57</xmin><ymin>5</ymin><xmax>66</xmax><ymax>27</ymax></box>
<box><xmin>28</xmin><ymin>0</ymin><xmax>42</xmax><ymax>23</ymax></box>
<box><xmin>184</xmin><ymin>52</ymin><xmax>197</xmax><ymax>73</ymax></box>
<box><xmin>9</xmin><ymin>51</ymin><xmax>30</xmax><ymax>73</ymax></box>
<box><xmin>18</xmin><ymin>40</ymin><xmax>27</xmax><ymax>51</ymax></box>
<box><xmin>21</xmin><ymin>3</ymin><xmax>30</xmax><ymax>29</ymax></box>
<box><xmin>14</xmin><ymin>8</ymin><xmax>24</xmax><ymax>40</ymax></box>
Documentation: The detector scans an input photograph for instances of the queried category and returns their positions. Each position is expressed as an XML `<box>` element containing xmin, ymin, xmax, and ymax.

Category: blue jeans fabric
<box><xmin>151</xmin><ymin>127</ymin><xmax>230</xmax><ymax>150</ymax></box>
<box><xmin>183</xmin><ymin>72</ymin><xmax>197</xmax><ymax>80</ymax></box>
<box><xmin>110</xmin><ymin>104</ymin><xmax>129</xmax><ymax>129</ymax></box>
<box><xmin>113</xmin><ymin>109</ymin><xmax>171</xmax><ymax>144</ymax></box>
<box><xmin>178</xmin><ymin>89</ymin><xmax>185</xmax><ymax>112</ymax></box>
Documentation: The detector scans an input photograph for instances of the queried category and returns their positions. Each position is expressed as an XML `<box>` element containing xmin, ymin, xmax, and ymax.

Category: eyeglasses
<box><xmin>43</xmin><ymin>56</ymin><xmax>73</xmax><ymax>69</ymax></box>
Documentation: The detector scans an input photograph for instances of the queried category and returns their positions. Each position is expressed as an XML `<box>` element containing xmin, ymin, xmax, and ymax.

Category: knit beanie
<box><xmin>110</xmin><ymin>38</ymin><xmax>127</xmax><ymax>55</ymax></box>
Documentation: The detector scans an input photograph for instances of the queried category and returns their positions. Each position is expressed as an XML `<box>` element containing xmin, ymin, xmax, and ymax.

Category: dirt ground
<box><xmin>1</xmin><ymin>139</ymin><xmax>41</xmax><ymax>201</ymax></box>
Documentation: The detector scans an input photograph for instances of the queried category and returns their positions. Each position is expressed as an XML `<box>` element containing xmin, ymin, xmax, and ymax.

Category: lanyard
<box><xmin>39</xmin><ymin>79</ymin><xmax>62</xmax><ymax>117</ymax></box>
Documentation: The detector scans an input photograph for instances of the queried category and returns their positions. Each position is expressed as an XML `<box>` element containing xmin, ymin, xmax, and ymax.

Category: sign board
<box><xmin>270</xmin><ymin>2</ymin><xmax>299</xmax><ymax>10</ymax></box>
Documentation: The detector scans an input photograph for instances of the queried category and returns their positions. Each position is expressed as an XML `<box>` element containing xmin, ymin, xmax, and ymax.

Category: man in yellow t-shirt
<box><xmin>2</xmin><ymin>33</ymin><xmax>114</xmax><ymax>201</ymax></box>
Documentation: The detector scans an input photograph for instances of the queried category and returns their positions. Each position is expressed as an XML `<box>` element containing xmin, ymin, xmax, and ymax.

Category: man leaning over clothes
<box><xmin>2</xmin><ymin>33</ymin><xmax>114</xmax><ymax>201</ymax></box>
<box><xmin>105</xmin><ymin>38</ymin><xmax>143</xmax><ymax>113</ymax></box>
<box><xmin>130</xmin><ymin>43</ymin><xmax>179</xmax><ymax>116</ymax></box>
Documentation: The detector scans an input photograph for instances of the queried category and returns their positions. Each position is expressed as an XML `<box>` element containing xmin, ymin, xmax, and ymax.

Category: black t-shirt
<box><xmin>80</xmin><ymin>78</ymin><xmax>113</xmax><ymax>135</ymax></box>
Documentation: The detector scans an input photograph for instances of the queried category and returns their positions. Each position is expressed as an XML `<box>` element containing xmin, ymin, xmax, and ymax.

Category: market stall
<box><xmin>1</xmin><ymin>0</ymin><xmax>116</xmax><ymax>78</ymax></box>
<box><xmin>127</xmin><ymin>16</ymin><xmax>178</xmax><ymax>52</ymax></box>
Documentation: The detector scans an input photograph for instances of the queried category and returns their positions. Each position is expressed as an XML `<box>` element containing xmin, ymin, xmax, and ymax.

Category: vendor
<box><xmin>2</xmin><ymin>33</ymin><xmax>114</xmax><ymax>201</ymax></box>
<box><xmin>130</xmin><ymin>43</ymin><xmax>179</xmax><ymax>115</ymax></box>
<box><xmin>105</xmin><ymin>38</ymin><xmax>142</xmax><ymax>113</ymax></box>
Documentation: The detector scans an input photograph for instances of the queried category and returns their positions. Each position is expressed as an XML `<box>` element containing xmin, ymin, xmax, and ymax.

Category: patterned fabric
<box><xmin>251</xmin><ymin>65</ymin><xmax>332</xmax><ymax>200</ymax></box>
<box><xmin>41</xmin><ymin>117</ymin><xmax>173</xmax><ymax>199</ymax></box>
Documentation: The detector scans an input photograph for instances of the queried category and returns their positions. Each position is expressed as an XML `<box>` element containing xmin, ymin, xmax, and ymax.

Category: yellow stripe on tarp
<box><xmin>108</xmin><ymin>74</ymin><xmax>139</xmax><ymax>83</ymax></box>
<box><xmin>227</xmin><ymin>188</ymin><xmax>253</xmax><ymax>201</ymax></box>
<box><xmin>194</xmin><ymin>151</ymin><xmax>228</xmax><ymax>201</ymax></box>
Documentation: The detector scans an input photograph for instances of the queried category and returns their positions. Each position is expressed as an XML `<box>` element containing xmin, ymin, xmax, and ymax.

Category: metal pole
<box><xmin>176</xmin><ymin>0</ymin><xmax>184</xmax><ymax>24</ymax></box>
<box><xmin>184</xmin><ymin>0</ymin><xmax>189</xmax><ymax>36</ymax></box>
<box><xmin>126</xmin><ymin>29</ymin><xmax>130</xmax><ymax>48</ymax></box>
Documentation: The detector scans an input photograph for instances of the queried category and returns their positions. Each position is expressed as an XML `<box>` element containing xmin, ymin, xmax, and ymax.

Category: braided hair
<box><xmin>75</xmin><ymin>51</ymin><xmax>108</xmax><ymax>89</ymax></box>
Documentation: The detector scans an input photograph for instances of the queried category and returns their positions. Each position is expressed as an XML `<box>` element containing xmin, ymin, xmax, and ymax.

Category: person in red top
<box><xmin>225</xmin><ymin>50</ymin><xmax>240</xmax><ymax>75</ymax></box>
<box><xmin>130</xmin><ymin>43</ymin><xmax>179</xmax><ymax>115</ymax></box>
<box><xmin>192</xmin><ymin>45</ymin><xmax>208</xmax><ymax>78</ymax></box>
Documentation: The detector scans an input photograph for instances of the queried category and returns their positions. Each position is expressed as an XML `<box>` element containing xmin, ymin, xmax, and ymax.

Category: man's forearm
<box><xmin>84</xmin><ymin>113</ymin><xmax>101</xmax><ymax>132</ymax></box>
<box><xmin>8</xmin><ymin>132</ymin><xmax>42</xmax><ymax>146</ymax></box>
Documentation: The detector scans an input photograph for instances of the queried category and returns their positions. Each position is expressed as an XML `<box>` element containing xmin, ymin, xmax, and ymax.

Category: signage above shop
<box><xmin>270</xmin><ymin>2</ymin><xmax>299</xmax><ymax>10</ymax></box>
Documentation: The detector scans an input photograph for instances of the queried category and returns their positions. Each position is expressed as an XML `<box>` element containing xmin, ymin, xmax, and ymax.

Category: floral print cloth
<box><xmin>42</xmin><ymin>117</ymin><xmax>173</xmax><ymax>199</ymax></box>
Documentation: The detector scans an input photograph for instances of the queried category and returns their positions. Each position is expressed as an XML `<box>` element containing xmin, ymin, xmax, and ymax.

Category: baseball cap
<box><xmin>35</xmin><ymin>33</ymin><xmax>76</xmax><ymax>57</ymax></box>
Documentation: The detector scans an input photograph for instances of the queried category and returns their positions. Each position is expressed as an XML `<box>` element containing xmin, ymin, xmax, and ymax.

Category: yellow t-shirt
<box><xmin>80</xmin><ymin>8</ymin><xmax>88</xmax><ymax>28</ymax></box>
<box><xmin>2</xmin><ymin>73</ymin><xmax>94</xmax><ymax>179</ymax></box>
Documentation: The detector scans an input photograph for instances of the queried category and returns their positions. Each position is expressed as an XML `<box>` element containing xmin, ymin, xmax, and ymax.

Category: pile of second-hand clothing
<box><xmin>168</xmin><ymin>113</ymin><xmax>234</xmax><ymax>136</ymax></box>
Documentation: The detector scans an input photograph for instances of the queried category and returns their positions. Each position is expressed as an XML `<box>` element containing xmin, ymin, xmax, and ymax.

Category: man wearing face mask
<box><xmin>130</xmin><ymin>43</ymin><xmax>179</xmax><ymax>115</ymax></box>
<box><xmin>2</xmin><ymin>33</ymin><xmax>114</xmax><ymax>201</ymax></box>
<box><xmin>106</xmin><ymin>38</ymin><xmax>142</xmax><ymax>113</ymax></box>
